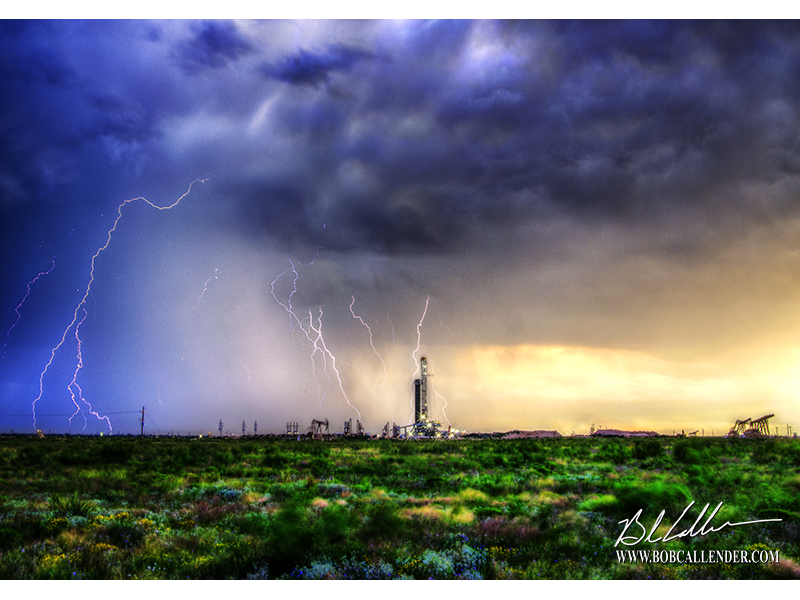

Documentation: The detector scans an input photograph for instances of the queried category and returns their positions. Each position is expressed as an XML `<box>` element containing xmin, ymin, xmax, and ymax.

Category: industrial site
<box><xmin>185</xmin><ymin>356</ymin><xmax>794</xmax><ymax>443</ymax></box>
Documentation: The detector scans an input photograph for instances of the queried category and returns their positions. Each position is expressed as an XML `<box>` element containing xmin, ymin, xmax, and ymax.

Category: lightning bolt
<box><xmin>350</xmin><ymin>295</ymin><xmax>388</xmax><ymax>423</ymax></box>
<box><xmin>438</xmin><ymin>312</ymin><xmax>454</xmax><ymax>336</ymax></box>
<box><xmin>270</xmin><ymin>248</ymin><xmax>332</xmax><ymax>407</ymax></box>
<box><xmin>2</xmin><ymin>257</ymin><xmax>56</xmax><ymax>360</ymax></box>
<box><xmin>411</xmin><ymin>296</ymin><xmax>430</xmax><ymax>376</ymax></box>
<box><xmin>387</xmin><ymin>301</ymin><xmax>396</xmax><ymax>345</ymax></box>
<box><xmin>307</xmin><ymin>308</ymin><xmax>332</xmax><ymax>410</ymax></box>
<box><xmin>308</xmin><ymin>305</ymin><xmax>360</xmax><ymax>420</ymax></box>
<box><xmin>409</xmin><ymin>296</ymin><xmax>430</xmax><ymax>420</ymax></box>
<box><xmin>157</xmin><ymin>376</ymin><xmax>165</xmax><ymax>408</ymax></box>
<box><xmin>270</xmin><ymin>250</ymin><xmax>361</xmax><ymax>419</ymax></box>
<box><xmin>192</xmin><ymin>267</ymin><xmax>218</xmax><ymax>310</ymax></box>
<box><xmin>67</xmin><ymin>308</ymin><xmax>112</xmax><ymax>433</ymax></box>
<box><xmin>269</xmin><ymin>247</ymin><xmax>322</xmax><ymax>333</ymax></box>
<box><xmin>434</xmin><ymin>389</ymin><xmax>450</xmax><ymax>427</ymax></box>
<box><xmin>32</xmin><ymin>178</ymin><xmax>207</xmax><ymax>432</ymax></box>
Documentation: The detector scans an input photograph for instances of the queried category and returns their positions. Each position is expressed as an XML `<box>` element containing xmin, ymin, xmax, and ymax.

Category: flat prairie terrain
<box><xmin>0</xmin><ymin>434</ymin><xmax>798</xmax><ymax>579</ymax></box>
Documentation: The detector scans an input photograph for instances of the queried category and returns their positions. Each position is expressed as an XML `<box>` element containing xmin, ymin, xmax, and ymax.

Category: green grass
<box><xmin>0</xmin><ymin>434</ymin><xmax>797</xmax><ymax>579</ymax></box>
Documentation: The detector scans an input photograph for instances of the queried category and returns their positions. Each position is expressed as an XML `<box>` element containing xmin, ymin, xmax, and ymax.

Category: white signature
<box><xmin>615</xmin><ymin>501</ymin><xmax>782</xmax><ymax>547</ymax></box>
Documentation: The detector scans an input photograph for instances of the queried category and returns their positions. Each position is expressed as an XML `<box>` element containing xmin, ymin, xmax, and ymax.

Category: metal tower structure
<box><xmin>414</xmin><ymin>356</ymin><xmax>429</xmax><ymax>423</ymax></box>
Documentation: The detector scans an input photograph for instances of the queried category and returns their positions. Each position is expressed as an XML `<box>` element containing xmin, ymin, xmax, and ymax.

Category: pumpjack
<box><xmin>310</xmin><ymin>418</ymin><xmax>329</xmax><ymax>439</ymax></box>
<box><xmin>727</xmin><ymin>414</ymin><xmax>774</xmax><ymax>438</ymax></box>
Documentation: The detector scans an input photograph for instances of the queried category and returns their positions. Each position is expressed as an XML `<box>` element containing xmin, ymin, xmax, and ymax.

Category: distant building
<box><xmin>501</xmin><ymin>430</ymin><xmax>562</xmax><ymax>439</ymax></box>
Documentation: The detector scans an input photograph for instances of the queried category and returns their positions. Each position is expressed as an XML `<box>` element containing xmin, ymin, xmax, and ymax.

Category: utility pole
<box><xmin>242</xmin><ymin>420</ymin><xmax>246</xmax><ymax>437</ymax></box>
<box><xmin>140</xmin><ymin>406</ymin><xmax>145</xmax><ymax>437</ymax></box>
<box><xmin>254</xmin><ymin>421</ymin><xmax>258</xmax><ymax>435</ymax></box>
<box><xmin>219</xmin><ymin>420</ymin><xmax>223</xmax><ymax>437</ymax></box>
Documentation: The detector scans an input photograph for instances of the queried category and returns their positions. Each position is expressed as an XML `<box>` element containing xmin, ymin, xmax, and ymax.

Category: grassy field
<box><xmin>0</xmin><ymin>433</ymin><xmax>798</xmax><ymax>580</ymax></box>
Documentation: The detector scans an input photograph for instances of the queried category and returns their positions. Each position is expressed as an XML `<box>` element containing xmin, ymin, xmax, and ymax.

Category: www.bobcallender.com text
<box><xmin>615</xmin><ymin>549</ymin><xmax>780</xmax><ymax>564</ymax></box>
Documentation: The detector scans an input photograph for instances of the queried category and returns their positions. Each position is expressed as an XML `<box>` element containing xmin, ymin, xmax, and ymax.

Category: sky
<box><xmin>2</xmin><ymin>18</ymin><xmax>800</xmax><ymax>436</ymax></box>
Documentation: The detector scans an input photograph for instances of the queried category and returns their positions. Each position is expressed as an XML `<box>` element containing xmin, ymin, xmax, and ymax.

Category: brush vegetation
<box><xmin>0</xmin><ymin>434</ymin><xmax>798</xmax><ymax>579</ymax></box>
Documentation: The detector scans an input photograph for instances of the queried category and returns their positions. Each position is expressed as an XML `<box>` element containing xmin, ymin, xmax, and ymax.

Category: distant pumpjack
<box><xmin>748</xmin><ymin>414</ymin><xmax>775</xmax><ymax>437</ymax></box>
<box><xmin>311</xmin><ymin>418</ymin><xmax>329</xmax><ymax>439</ymax></box>
<box><xmin>727</xmin><ymin>418</ymin><xmax>751</xmax><ymax>438</ymax></box>
<box><xmin>728</xmin><ymin>414</ymin><xmax>774</xmax><ymax>438</ymax></box>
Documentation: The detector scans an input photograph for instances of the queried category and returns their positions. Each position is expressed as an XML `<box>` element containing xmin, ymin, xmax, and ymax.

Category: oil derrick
<box><xmin>409</xmin><ymin>356</ymin><xmax>443</xmax><ymax>438</ymax></box>
<box><xmin>343</xmin><ymin>419</ymin><xmax>352</xmax><ymax>436</ymax></box>
<box><xmin>414</xmin><ymin>356</ymin><xmax>429</xmax><ymax>423</ymax></box>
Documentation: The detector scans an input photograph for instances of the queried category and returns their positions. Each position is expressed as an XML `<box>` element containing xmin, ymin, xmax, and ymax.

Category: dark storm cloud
<box><xmin>344</xmin><ymin>193</ymin><xmax>469</xmax><ymax>254</ymax></box>
<box><xmin>4</xmin><ymin>20</ymin><xmax>800</xmax><ymax>261</ymax></box>
<box><xmin>87</xmin><ymin>93</ymin><xmax>158</xmax><ymax>143</ymax></box>
<box><xmin>264</xmin><ymin>43</ymin><xmax>374</xmax><ymax>87</ymax></box>
<box><xmin>0</xmin><ymin>21</ymin><xmax>79</xmax><ymax>88</ymax></box>
<box><xmin>424</xmin><ymin>21</ymin><xmax>800</xmax><ymax>226</ymax></box>
<box><xmin>177</xmin><ymin>20</ymin><xmax>254</xmax><ymax>73</ymax></box>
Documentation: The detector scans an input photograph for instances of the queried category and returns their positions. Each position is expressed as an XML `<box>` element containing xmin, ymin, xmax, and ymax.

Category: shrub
<box><xmin>50</xmin><ymin>492</ymin><xmax>96</xmax><ymax>518</ymax></box>
<box><xmin>265</xmin><ymin>501</ymin><xmax>315</xmax><ymax>575</ymax></box>
<box><xmin>633</xmin><ymin>440</ymin><xmax>663</xmax><ymax>460</ymax></box>
<box><xmin>672</xmin><ymin>440</ymin><xmax>702</xmax><ymax>464</ymax></box>
<box><xmin>96</xmin><ymin>441</ymin><xmax>135</xmax><ymax>464</ymax></box>
<box><xmin>236</xmin><ymin>512</ymin><xmax>271</xmax><ymax>536</ymax></box>
<box><xmin>215</xmin><ymin>487</ymin><xmax>243</xmax><ymax>502</ymax></box>
<box><xmin>595</xmin><ymin>441</ymin><xmax>631</xmax><ymax>464</ymax></box>
<box><xmin>752</xmin><ymin>440</ymin><xmax>778</xmax><ymax>465</ymax></box>
<box><xmin>578</xmin><ymin>494</ymin><xmax>617</xmax><ymax>513</ymax></box>
<box><xmin>615</xmin><ymin>482</ymin><xmax>692</xmax><ymax>515</ymax></box>
<box><xmin>0</xmin><ymin>528</ymin><xmax>22</xmax><ymax>550</ymax></box>
<box><xmin>473</xmin><ymin>505</ymin><xmax>504</xmax><ymax>519</ymax></box>
<box><xmin>361</xmin><ymin>503</ymin><xmax>404</xmax><ymax>539</ymax></box>
<box><xmin>97</xmin><ymin>520</ymin><xmax>146</xmax><ymax>548</ymax></box>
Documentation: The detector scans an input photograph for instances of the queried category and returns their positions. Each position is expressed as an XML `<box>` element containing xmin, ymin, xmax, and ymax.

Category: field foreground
<box><xmin>0</xmin><ymin>434</ymin><xmax>798</xmax><ymax>580</ymax></box>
